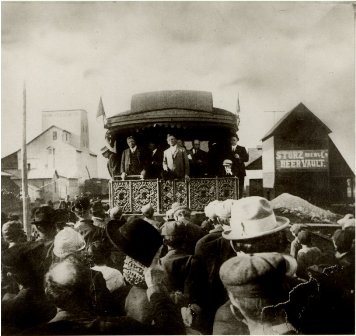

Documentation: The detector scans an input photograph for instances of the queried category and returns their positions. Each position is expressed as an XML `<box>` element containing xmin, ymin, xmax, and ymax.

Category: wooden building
<box><xmin>261</xmin><ymin>103</ymin><xmax>354</xmax><ymax>206</ymax></box>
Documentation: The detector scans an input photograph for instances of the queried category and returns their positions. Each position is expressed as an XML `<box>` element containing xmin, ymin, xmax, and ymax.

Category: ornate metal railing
<box><xmin>109</xmin><ymin>177</ymin><xmax>239</xmax><ymax>213</ymax></box>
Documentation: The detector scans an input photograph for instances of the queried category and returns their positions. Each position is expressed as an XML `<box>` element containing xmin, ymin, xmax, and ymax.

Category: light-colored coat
<box><xmin>163</xmin><ymin>146</ymin><xmax>190</xmax><ymax>178</ymax></box>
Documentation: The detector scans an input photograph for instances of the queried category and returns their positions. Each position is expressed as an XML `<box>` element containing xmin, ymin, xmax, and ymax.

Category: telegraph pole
<box><xmin>22</xmin><ymin>83</ymin><xmax>30</xmax><ymax>238</ymax></box>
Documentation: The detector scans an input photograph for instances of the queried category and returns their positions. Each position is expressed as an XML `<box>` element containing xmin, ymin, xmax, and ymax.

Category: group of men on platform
<box><xmin>102</xmin><ymin>133</ymin><xmax>248</xmax><ymax>197</ymax></box>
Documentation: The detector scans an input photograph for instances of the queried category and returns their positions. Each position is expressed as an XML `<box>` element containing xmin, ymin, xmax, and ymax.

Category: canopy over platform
<box><xmin>105</xmin><ymin>90</ymin><xmax>239</xmax><ymax>141</ymax></box>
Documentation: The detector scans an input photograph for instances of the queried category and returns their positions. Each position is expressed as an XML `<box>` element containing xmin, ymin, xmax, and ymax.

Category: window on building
<box><xmin>27</xmin><ymin>163</ymin><xmax>31</xmax><ymax>171</ymax></box>
<box><xmin>53</xmin><ymin>131</ymin><xmax>57</xmax><ymax>140</ymax></box>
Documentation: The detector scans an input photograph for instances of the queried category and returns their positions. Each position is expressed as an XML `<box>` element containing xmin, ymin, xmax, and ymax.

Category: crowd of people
<box><xmin>1</xmin><ymin>195</ymin><xmax>355</xmax><ymax>335</ymax></box>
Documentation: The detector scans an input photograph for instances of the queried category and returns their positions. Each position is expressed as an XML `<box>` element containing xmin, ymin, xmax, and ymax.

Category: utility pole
<box><xmin>22</xmin><ymin>83</ymin><xmax>30</xmax><ymax>238</ymax></box>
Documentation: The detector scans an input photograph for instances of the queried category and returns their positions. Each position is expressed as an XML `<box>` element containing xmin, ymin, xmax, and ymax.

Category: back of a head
<box><xmin>2</xmin><ymin>220</ymin><xmax>27</xmax><ymax>244</ymax></box>
<box><xmin>297</xmin><ymin>230</ymin><xmax>312</xmax><ymax>246</ymax></box>
<box><xmin>161</xmin><ymin>221</ymin><xmax>187</xmax><ymax>249</ymax></box>
<box><xmin>332</xmin><ymin>229</ymin><xmax>354</xmax><ymax>254</ymax></box>
<box><xmin>45</xmin><ymin>259</ymin><xmax>91</xmax><ymax>311</ymax></box>
<box><xmin>72</xmin><ymin>197</ymin><xmax>91</xmax><ymax>215</ymax></box>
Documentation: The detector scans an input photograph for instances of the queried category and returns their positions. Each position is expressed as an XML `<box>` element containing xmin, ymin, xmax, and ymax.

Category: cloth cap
<box><xmin>223</xmin><ymin>159</ymin><xmax>233</xmax><ymax>166</ymax></box>
<box><xmin>106</xmin><ymin>217</ymin><xmax>162</xmax><ymax>267</ymax></box>
<box><xmin>53</xmin><ymin>227</ymin><xmax>86</xmax><ymax>258</ymax></box>
<box><xmin>290</xmin><ymin>224</ymin><xmax>308</xmax><ymax>236</ymax></box>
<box><xmin>337</xmin><ymin>214</ymin><xmax>355</xmax><ymax>229</ymax></box>
<box><xmin>172</xmin><ymin>205</ymin><xmax>190</xmax><ymax>217</ymax></box>
<box><xmin>31</xmin><ymin>206</ymin><xmax>55</xmax><ymax>228</ymax></box>
<box><xmin>204</xmin><ymin>200</ymin><xmax>221</xmax><ymax>219</ymax></box>
<box><xmin>141</xmin><ymin>203</ymin><xmax>154</xmax><ymax>215</ymax></box>
<box><xmin>2</xmin><ymin>221</ymin><xmax>26</xmax><ymax>242</ymax></box>
<box><xmin>223</xmin><ymin>196</ymin><xmax>289</xmax><ymax>240</ymax></box>
<box><xmin>161</xmin><ymin>221</ymin><xmax>186</xmax><ymax>237</ymax></box>
<box><xmin>109</xmin><ymin>206</ymin><xmax>123</xmax><ymax>219</ymax></box>
<box><xmin>215</xmin><ymin>199</ymin><xmax>235</xmax><ymax>219</ymax></box>
<box><xmin>220</xmin><ymin>252</ymin><xmax>296</xmax><ymax>298</ymax></box>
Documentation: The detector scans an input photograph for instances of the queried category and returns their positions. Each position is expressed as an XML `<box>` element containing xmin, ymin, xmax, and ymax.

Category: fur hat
<box><xmin>220</xmin><ymin>252</ymin><xmax>296</xmax><ymax>298</ymax></box>
<box><xmin>223</xmin><ymin>197</ymin><xmax>289</xmax><ymax>240</ymax></box>
<box><xmin>53</xmin><ymin>227</ymin><xmax>86</xmax><ymax>258</ymax></box>
<box><xmin>106</xmin><ymin>217</ymin><xmax>162</xmax><ymax>267</ymax></box>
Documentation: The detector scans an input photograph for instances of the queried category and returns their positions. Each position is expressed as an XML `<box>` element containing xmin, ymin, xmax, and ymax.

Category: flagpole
<box><xmin>22</xmin><ymin>83</ymin><xmax>30</xmax><ymax>238</ymax></box>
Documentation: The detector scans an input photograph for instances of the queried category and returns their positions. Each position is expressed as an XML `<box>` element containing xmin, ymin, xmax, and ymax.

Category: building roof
<box><xmin>2</xmin><ymin>125</ymin><xmax>97</xmax><ymax>159</ymax></box>
<box><xmin>246</xmin><ymin>148</ymin><xmax>262</xmax><ymax>167</ymax></box>
<box><xmin>261</xmin><ymin>103</ymin><xmax>332</xmax><ymax>142</ymax></box>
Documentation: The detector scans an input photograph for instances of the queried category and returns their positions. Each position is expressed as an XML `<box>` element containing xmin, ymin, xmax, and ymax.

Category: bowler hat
<box><xmin>106</xmin><ymin>217</ymin><xmax>162</xmax><ymax>267</ymax></box>
<box><xmin>220</xmin><ymin>252</ymin><xmax>296</xmax><ymax>298</ymax></box>
<box><xmin>223</xmin><ymin>196</ymin><xmax>289</xmax><ymax>240</ymax></box>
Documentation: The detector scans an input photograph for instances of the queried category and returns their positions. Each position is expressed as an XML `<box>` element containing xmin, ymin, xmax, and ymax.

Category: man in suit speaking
<box><xmin>163</xmin><ymin>134</ymin><xmax>190</xmax><ymax>180</ymax></box>
<box><xmin>226</xmin><ymin>134</ymin><xmax>249</xmax><ymax>198</ymax></box>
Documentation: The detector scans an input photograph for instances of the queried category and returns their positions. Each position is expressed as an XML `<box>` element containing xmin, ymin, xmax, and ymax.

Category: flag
<box><xmin>236</xmin><ymin>93</ymin><xmax>240</xmax><ymax>114</ymax></box>
<box><xmin>96</xmin><ymin>97</ymin><xmax>106</xmax><ymax>122</ymax></box>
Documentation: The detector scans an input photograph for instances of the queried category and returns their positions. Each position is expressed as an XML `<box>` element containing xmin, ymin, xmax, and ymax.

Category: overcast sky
<box><xmin>2</xmin><ymin>1</ymin><xmax>355</xmax><ymax>177</ymax></box>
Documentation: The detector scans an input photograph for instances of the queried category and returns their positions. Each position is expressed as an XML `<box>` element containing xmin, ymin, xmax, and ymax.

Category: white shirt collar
<box><xmin>152</xmin><ymin>148</ymin><xmax>157</xmax><ymax>155</ymax></box>
<box><xmin>170</xmin><ymin>145</ymin><xmax>177</xmax><ymax>154</ymax></box>
<box><xmin>130</xmin><ymin>146</ymin><xmax>137</xmax><ymax>153</ymax></box>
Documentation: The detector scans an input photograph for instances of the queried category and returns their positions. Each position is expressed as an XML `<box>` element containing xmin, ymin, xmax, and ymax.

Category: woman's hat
<box><xmin>53</xmin><ymin>227</ymin><xmax>86</xmax><ymax>258</ymax></box>
<box><xmin>106</xmin><ymin>217</ymin><xmax>163</xmax><ymax>267</ymax></box>
<box><xmin>223</xmin><ymin>196</ymin><xmax>289</xmax><ymax>240</ymax></box>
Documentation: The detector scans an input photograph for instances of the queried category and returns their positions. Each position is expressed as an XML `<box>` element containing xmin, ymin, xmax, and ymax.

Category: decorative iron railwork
<box><xmin>189</xmin><ymin>179</ymin><xmax>217</xmax><ymax>211</ymax></box>
<box><xmin>110</xmin><ymin>177</ymin><xmax>238</xmax><ymax>213</ymax></box>
<box><xmin>131</xmin><ymin>180</ymin><xmax>158</xmax><ymax>213</ymax></box>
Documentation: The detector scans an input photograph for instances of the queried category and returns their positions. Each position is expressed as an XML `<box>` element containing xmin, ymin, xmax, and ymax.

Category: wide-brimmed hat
<box><xmin>71</xmin><ymin>196</ymin><xmax>91</xmax><ymax>213</ymax></box>
<box><xmin>106</xmin><ymin>217</ymin><xmax>162</xmax><ymax>267</ymax></box>
<box><xmin>53</xmin><ymin>227</ymin><xmax>86</xmax><ymax>258</ymax></box>
<box><xmin>215</xmin><ymin>199</ymin><xmax>235</xmax><ymax>220</ymax></box>
<box><xmin>223</xmin><ymin>159</ymin><xmax>233</xmax><ymax>166</ymax></box>
<box><xmin>31</xmin><ymin>206</ymin><xmax>55</xmax><ymax>228</ymax></box>
<box><xmin>204</xmin><ymin>200</ymin><xmax>221</xmax><ymax>219</ymax></box>
<box><xmin>220</xmin><ymin>252</ymin><xmax>296</xmax><ymax>298</ymax></box>
<box><xmin>223</xmin><ymin>196</ymin><xmax>289</xmax><ymax>240</ymax></box>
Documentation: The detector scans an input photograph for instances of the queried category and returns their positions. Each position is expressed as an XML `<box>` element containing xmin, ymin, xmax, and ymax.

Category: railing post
<box><xmin>129</xmin><ymin>180</ymin><xmax>133</xmax><ymax>213</ymax></box>
<box><xmin>156</xmin><ymin>179</ymin><xmax>161</xmax><ymax>214</ymax></box>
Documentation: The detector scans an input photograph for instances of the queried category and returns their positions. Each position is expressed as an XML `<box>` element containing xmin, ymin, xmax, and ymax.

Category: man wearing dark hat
<box><xmin>120</xmin><ymin>136</ymin><xmax>146</xmax><ymax>180</ymax></box>
<box><xmin>2</xmin><ymin>241</ymin><xmax>57</xmax><ymax>333</ymax></box>
<box><xmin>224</xmin><ymin>134</ymin><xmax>248</xmax><ymax>198</ymax></box>
<box><xmin>72</xmin><ymin>196</ymin><xmax>104</xmax><ymax>247</ymax></box>
<box><xmin>101</xmin><ymin>146</ymin><xmax>120</xmax><ymax>178</ymax></box>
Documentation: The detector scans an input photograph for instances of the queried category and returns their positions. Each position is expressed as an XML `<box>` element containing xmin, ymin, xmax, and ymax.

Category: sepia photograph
<box><xmin>1</xmin><ymin>1</ymin><xmax>355</xmax><ymax>335</ymax></box>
